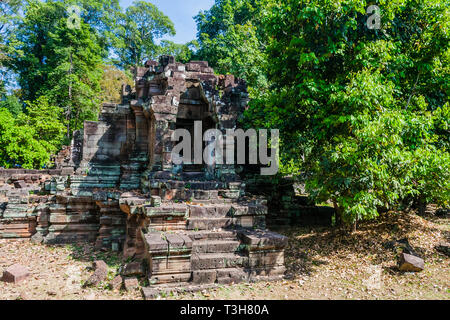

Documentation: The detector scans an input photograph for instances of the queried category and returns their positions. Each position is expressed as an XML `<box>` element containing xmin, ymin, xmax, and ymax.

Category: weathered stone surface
<box><xmin>30</xmin><ymin>232</ymin><xmax>44</xmax><ymax>244</ymax></box>
<box><xmin>216</xmin><ymin>268</ymin><xmax>246</xmax><ymax>285</ymax></box>
<box><xmin>124</xmin><ymin>277</ymin><xmax>139</xmax><ymax>291</ymax></box>
<box><xmin>109</xmin><ymin>275</ymin><xmax>123</xmax><ymax>291</ymax></box>
<box><xmin>192</xmin><ymin>270</ymin><xmax>216</xmax><ymax>284</ymax></box>
<box><xmin>238</xmin><ymin>229</ymin><xmax>288</xmax><ymax>251</ymax></box>
<box><xmin>191</xmin><ymin>253</ymin><xmax>248</xmax><ymax>270</ymax></box>
<box><xmin>398</xmin><ymin>253</ymin><xmax>424</xmax><ymax>272</ymax></box>
<box><xmin>151</xmin><ymin>256</ymin><xmax>191</xmax><ymax>274</ymax></box>
<box><xmin>192</xmin><ymin>240</ymin><xmax>240</xmax><ymax>254</ymax></box>
<box><xmin>1</xmin><ymin>264</ymin><xmax>30</xmax><ymax>284</ymax></box>
<box><xmin>151</xmin><ymin>196</ymin><xmax>161</xmax><ymax>207</ymax></box>
<box><xmin>149</xmin><ymin>272</ymin><xmax>192</xmax><ymax>285</ymax></box>
<box><xmin>187</xmin><ymin>218</ymin><xmax>233</xmax><ymax>230</ymax></box>
<box><xmin>144</xmin><ymin>232</ymin><xmax>167</xmax><ymax>252</ymax></box>
<box><xmin>248</xmin><ymin>250</ymin><xmax>285</xmax><ymax>268</ymax></box>
<box><xmin>122</xmin><ymin>262</ymin><xmax>144</xmax><ymax>276</ymax></box>
<box><xmin>84</xmin><ymin>260</ymin><xmax>108</xmax><ymax>286</ymax></box>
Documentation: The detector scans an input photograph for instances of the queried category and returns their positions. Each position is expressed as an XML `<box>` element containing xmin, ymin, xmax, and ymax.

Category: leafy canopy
<box><xmin>0</xmin><ymin>96</ymin><xmax>65</xmax><ymax>169</ymax></box>
<box><xmin>113</xmin><ymin>0</ymin><xmax>175</xmax><ymax>70</ymax></box>
<box><xmin>243</xmin><ymin>0</ymin><xmax>450</xmax><ymax>223</ymax></box>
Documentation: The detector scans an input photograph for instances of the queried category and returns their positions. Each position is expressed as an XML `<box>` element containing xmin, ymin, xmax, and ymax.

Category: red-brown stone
<box><xmin>2</xmin><ymin>264</ymin><xmax>30</xmax><ymax>284</ymax></box>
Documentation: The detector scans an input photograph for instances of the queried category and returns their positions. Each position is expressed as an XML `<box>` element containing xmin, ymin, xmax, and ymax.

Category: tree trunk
<box><xmin>67</xmin><ymin>49</ymin><xmax>73</xmax><ymax>139</ymax></box>
<box><xmin>332</xmin><ymin>200</ymin><xmax>342</xmax><ymax>227</ymax></box>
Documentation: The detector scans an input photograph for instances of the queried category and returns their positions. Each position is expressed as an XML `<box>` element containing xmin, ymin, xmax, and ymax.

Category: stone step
<box><xmin>191</xmin><ymin>265</ymin><xmax>286</xmax><ymax>285</ymax></box>
<box><xmin>44</xmin><ymin>231</ymin><xmax>98</xmax><ymax>244</ymax></box>
<box><xmin>187</xmin><ymin>218</ymin><xmax>233</xmax><ymax>230</ymax></box>
<box><xmin>192</xmin><ymin>240</ymin><xmax>241</xmax><ymax>254</ymax></box>
<box><xmin>119</xmin><ymin>183</ymin><xmax>141</xmax><ymax>190</ymax></box>
<box><xmin>142</xmin><ymin>268</ymin><xmax>286</xmax><ymax>299</ymax></box>
<box><xmin>142</xmin><ymin>283</ymin><xmax>218</xmax><ymax>300</ymax></box>
<box><xmin>191</xmin><ymin>252</ymin><xmax>249</xmax><ymax>270</ymax></box>
<box><xmin>186</xmin><ymin>230</ymin><xmax>238</xmax><ymax>241</ymax></box>
<box><xmin>188</xmin><ymin>204</ymin><xmax>232</xmax><ymax>218</ymax></box>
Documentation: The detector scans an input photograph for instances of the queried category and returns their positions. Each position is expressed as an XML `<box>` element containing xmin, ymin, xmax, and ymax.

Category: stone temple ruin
<box><xmin>0</xmin><ymin>56</ymin><xmax>289</xmax><ymax>296</ymax></box>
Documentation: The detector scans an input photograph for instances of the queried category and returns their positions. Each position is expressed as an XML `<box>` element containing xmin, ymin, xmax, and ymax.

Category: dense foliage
<box><xmin>195</xmin><ymin>0</ymin><xmax>271</xmax><ymax>92</ymax></box>
<box><xmin>196</xmin><ymin>0</ymin><xmax>449</xmax><ymax>225</ymax></box>
<box><xmin>113</xmin><ymin>0</ymin><xmax>175</xmax><ymax>70</ymax></box>
<box><xmin>0</xmin><ymin>96</ymin><xmax>65</xmax><ymax>169</ymax></box>
<box><xmin>99</xmin><ymin>65</ymin><xmax>134</xmax><ymax>104</ymax></box>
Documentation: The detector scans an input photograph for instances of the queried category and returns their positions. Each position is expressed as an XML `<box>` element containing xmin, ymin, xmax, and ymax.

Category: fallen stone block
<box><xmin>398</xmin><ymin>253</ymin><xmax>424</xmax><ymax>272</ymax></box>
<box><xmin>122</xmin><ymin>261</ymin><xmax>144</xmax><ymax>276</ymax></box>
<box><xmin>109</xmin><ymin>275</ymin><xmax>123</xmax><ymax>291</ymax></box>
<box><xmin>1</xmin><ymin>264</ymin><xmax>30</xmax><ymax>284</ymax></box>
<box><xmin>141</xmin><ymin>287</ymin><xmax>160</xmax><ymax>300</ymax></box>
<box><xmin>84</xmin><ymin>260</ymin><xmax>108</xmax><ymax>287</ymax></box>
<box><xmin>124</xmin><ymin>277</ymin><xmax>139</xmax><ymax>291</ymax></box>
<box><xmin>31</xmin><ymin>232</ymin><xmax>44</xmax><ymax>244</ymax></box>
<box><xmin>384</xmin><ymin>238</ymin><xmax>418</xmax><ymax>256</ymax></box>
<box><xmin>435</xmin><ymin>208</ymin><xmax>449</xmax><ymax>217</ymax></box>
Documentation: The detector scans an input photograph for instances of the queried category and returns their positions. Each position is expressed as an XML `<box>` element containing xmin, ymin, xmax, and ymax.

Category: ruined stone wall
<box><xmin>243</xmin><ymin>173</ymin><xmax>334</xmax><ymax>227</ymax></box>
<box><xmin>0</xmin><ymin>170</ymin><xmax>59</xmax><ymax>239</ymax></box>
<box><xmin>79</xmin><ymin>104</ymin><xmax>129</xmax><ymax>168</ymax></box>
<box><xmin>1</xmin><ymin>57</ymin><xmax>291</xmax><ymax>291</ymax></box>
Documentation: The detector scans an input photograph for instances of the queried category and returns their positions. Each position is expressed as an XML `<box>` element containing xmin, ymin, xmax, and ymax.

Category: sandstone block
<box><xmin>122</xmin><ymin>262</ymin><xmax>144</xmax><ymax>276</ymax></box>
<box><xmin>192</xmin><ymin>270</ymin><xmax>217</xmax><ymax>284</ymax></box>
<box><xmin>399</xmin><ymin>253</ymin><xmax>424</xmax><ymax>272</ymax></box>
<box><xmin>2</xmin><ymin>264</ymin><xmax>30</xmax><ymax>284</ymax></box>
<box><xmin>109</xmin><ymin>275</ymin><xmax>123</xmax><ymax>291</ymax></box>
<box><xmin>124</xmin><ymin>277</ymin><xmax>139</xmax><ymax>291</ymax></box>
<box><xmin>84</xmin><ymin>260</ymin><xmax>108</xmax><ymax>286</ymax></box>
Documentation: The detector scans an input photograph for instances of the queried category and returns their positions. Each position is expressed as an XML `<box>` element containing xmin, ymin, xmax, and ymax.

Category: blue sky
<box><xmin>119</xmin><ymin>0</ymin><xmax>215</xmax><ymax>44</ymax></box>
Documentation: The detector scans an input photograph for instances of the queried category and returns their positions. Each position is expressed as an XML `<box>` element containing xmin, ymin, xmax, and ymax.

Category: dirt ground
<box><xmin>1</xmin><ymin>208</ymin><xmax>448</xmax><ymax>300</ymax></box>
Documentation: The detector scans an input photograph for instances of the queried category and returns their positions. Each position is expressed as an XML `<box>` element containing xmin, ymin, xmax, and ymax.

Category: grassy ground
<box><xmin>0</xmin><ymin>208</ymin><xmax>448</xmax><ymax>300</ymax></box>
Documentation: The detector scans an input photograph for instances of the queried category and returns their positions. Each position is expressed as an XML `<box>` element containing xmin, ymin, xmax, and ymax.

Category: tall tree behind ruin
<box><xmin>194</xmin><ymin>0</ymin><xmax>273</xmax><ymax>94</ymax></box>
<box><xmin>112</xmin><ymin>0</ymin><xmax>176</xmax><ymax>73</ymax></box>
<box><xmin>6</xmin><ymin>0</ymin><xmax>104</xmax><ymax>136</ymax></box>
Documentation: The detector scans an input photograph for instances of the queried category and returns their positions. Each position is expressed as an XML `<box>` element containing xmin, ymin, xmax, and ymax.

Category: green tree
<box><xmin>245</xmin><ymin>0</ymin><xmax>449</xmax><ymax>227</ymax></box>
<box><xmin>0</xmin><ymin>96</ymin><xmax>65</xmax><ymax>169</ymax></box>
<box><xmin>0</xmin><ymin>91</ymin><xmax>23</xmax><ymax>117</ymax></box>
<box><xmin>59</xmin><ymin>0</ymin><xmax>122</xmax><ymax>58</ymax></box>
<box><xmin>195</xmin><ymin>0</ymin><xmax>272</xmax><ymax>92</ymax></box>
<box><xmin>7</xmin><ymin>0</ymin><xmax>104</xmax><ymax>136</ymax></box>
<box><xmin>157</xmin><ymin>40</ymin><xmax>199</xmax><ymax>64</ymax></box>
<box><xmin>99</xmin><ymin>64</ymin><xmax>133</xmax><ymax>104</ymax></box>
<box><xmin>0</xmin><ymin>0</ymin><xmax>22</xmax><ymax>90</ymax></box>
<box><xmin>113</xmin><ymin>0</ymin><xmax>175</xmax><ymax>71</ymax></box>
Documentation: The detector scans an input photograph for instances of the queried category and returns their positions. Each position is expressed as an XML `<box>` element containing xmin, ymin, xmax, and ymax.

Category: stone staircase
<box><xmin>120</xmin><ymin>152</ymin><xmax>148</xmax><ymax>190</ymax></box>
<box><xmin>71</xmin><ymin>164</ymin><xmax>122</xmax><ymax>192</ymax></box>
<box><xmin>119</xmin><ymin>183</ymin><xmax>288</xmax><ymax>299</ymax></box>
<box><xmin>139</xmin><ymin>227</ymin><xmax>287</xmax><ymax>299</ymax></box>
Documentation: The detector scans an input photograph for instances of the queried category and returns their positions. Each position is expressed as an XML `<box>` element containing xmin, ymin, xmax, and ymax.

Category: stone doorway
<box><xmin>175</xmin><ymin>82</ymin><xmax>216</xmax><ymax>173</ymax></box>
